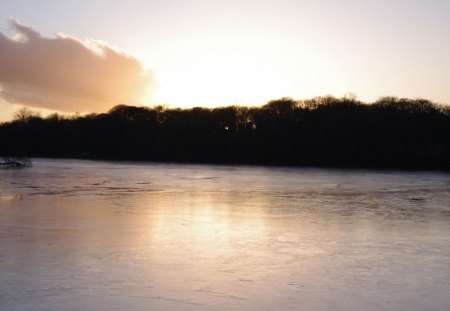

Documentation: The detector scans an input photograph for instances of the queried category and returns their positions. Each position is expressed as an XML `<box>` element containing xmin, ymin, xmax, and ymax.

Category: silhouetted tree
<box><xmin>13</xmin><ymin>107</ymin><xmax>41</xmax><ymax>123</ymax></box>
<box><xmin>1</xmin><ymin>96</ymin><xmax>449</xmax><ymax>169</ymax></box>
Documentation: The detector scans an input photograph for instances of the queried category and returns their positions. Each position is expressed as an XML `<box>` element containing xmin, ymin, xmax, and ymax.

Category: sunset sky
<box><xmin>0</xmin><ymin>0</ymin><xmax>449</xmax><ymax>121</ymax></box>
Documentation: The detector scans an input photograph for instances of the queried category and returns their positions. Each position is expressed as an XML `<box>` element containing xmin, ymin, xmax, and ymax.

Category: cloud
<box><xmin>0</xmin><ymin>19</ymin><xmax>152</xmax><ymax>112</ymax></box>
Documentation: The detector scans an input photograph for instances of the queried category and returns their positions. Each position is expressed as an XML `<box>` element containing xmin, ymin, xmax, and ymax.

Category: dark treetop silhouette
<box><xmin>1</xmin><ymin>96</ymin><xmax>449</xmax><ymax>169</ymax></box>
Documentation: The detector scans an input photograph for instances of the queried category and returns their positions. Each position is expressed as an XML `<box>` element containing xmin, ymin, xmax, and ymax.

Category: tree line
<box><xmin>1</xmin><ymin>96</ymin><xmax>450</xmax><ymax>169</ymax></box>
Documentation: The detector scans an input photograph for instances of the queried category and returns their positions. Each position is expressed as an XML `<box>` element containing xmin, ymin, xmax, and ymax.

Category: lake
<box><xmin>1</xmin><ymin>159</ymin><xmax>450</xmax><ymax>310</ymax></box>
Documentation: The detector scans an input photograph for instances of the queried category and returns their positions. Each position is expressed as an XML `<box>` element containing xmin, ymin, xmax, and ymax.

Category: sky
<box><xmin>0</xmin><ymin>0</ymin><xmax>449</xmax><ymax>121</ymax></box>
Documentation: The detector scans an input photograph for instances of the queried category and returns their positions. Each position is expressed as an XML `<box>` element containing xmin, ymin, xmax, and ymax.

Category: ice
<box><xmin>1</xmin><ymin>159</ymin><xmax>450</xmax><ymax>310</ymax></box>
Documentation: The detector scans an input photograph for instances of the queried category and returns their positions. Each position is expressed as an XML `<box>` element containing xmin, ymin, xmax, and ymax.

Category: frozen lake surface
<box><xmin>1</xmin><ymin>159</ymin><xmax>450</xmax><ymax>310</ymax></box>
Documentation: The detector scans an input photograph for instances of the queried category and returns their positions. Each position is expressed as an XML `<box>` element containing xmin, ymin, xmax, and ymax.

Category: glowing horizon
<box><xmin>0</xmin><ymin>0</ymin><xmax>449</xmax><ymax>121</ymax></box>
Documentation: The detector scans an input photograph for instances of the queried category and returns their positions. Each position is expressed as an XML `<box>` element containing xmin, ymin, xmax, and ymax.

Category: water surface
<box><xmin>1</xmin><ymin>159</ymin><xmax>450</xmax><ymax>310</ymax></box>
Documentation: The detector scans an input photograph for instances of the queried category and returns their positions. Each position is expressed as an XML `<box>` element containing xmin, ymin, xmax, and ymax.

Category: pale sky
<box><xmin>0</xmin><ymin>0</ymin><xmax>449</xmax><ymax>121</ymax></box>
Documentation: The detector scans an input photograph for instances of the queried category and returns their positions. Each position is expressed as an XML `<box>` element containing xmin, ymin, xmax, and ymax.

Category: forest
<box><xmin>1</xmin><ymin>96</ymin><xmax>450</xmax><ymax>169</ymax></box>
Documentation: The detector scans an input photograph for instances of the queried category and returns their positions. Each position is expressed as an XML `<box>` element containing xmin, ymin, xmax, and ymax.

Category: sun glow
<box><xmin>144</xmin><ymin>33</ymin><xmax>343</xmax><ymax>108</ymax></box>
<box><xmin>2</xmin><ymin>0</ymin><xmax>449</xmax><ymax>121</ymax></box>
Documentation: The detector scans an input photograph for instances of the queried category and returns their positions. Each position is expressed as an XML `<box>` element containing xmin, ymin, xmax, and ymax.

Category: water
<box><xmin>1</xmin><ymin>159</ymin><xmax>450</xmax><ymax>310</ymax></box>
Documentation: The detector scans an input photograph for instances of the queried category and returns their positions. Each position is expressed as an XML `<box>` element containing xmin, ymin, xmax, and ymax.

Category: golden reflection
<box><xmin>0</xmin><ymin>193</ymin><xmax>23</xmax><ymax>202</ymax></box>
<box><xmin>143</xmin><ymin>192</ymin><xmax>267</xmax><ymax>251</ymax></box>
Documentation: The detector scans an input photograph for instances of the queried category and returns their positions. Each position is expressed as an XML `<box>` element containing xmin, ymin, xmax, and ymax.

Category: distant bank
<box><xmin>1</xmin><ymin>96</ymin><xmax>450</xmax><ymax>170</ymax></box>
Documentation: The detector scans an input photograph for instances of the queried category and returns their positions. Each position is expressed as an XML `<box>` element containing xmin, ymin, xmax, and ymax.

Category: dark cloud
<box><xmin>0</xmin><ymin>19</ymin><xmax>152</xmax><ymax>112</ymax></box>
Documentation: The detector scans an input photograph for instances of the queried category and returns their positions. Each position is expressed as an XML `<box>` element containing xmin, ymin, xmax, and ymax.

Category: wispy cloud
<box><xmin>0</xmin><ymin>19</ymin><xmax>152</xmax><ymax>112</ymax></box>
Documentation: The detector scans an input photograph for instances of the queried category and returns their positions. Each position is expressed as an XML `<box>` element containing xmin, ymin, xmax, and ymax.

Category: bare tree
<box><xmin>13</xmin><ymin>107</ymin><xmax>40</xmax><ymax>123</ymax></box>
